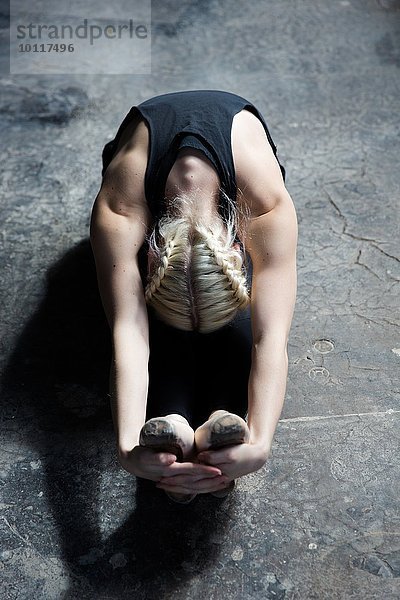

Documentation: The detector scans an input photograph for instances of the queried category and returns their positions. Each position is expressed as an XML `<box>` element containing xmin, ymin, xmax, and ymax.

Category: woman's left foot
<box><xmin>139</xmin><ymin>414</ymin><xmax>195</xmax><ymax>462</ymax></box>
<box><xmin>139</xmin><ymin>414</ymin><xmax>197</xmax><ymax>504</ymax></box>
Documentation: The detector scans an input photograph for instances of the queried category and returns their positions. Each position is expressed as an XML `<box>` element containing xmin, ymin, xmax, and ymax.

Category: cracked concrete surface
<box><xmin>0</xmin><ymin>0</ymin><xmax>399</xmax><ymax>598</ymax></box>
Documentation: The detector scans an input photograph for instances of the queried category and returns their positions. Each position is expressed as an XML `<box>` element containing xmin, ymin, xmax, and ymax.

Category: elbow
<box><xmin>252</xmin><ymin>336</ymin><xmax>289</xmax><ymax>365</ymax></box>
<box><xmin>252</xmin><ymin>332</ymin><xmax>289</xmax><ymax>353</ymax></box>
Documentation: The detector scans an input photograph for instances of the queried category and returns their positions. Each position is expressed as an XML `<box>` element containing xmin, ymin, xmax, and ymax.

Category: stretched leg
<box><xmin>192</xmin><ymin>306</ymin><xmax>252</xmax><ymax>427</ymax></box>
<box><xmin>146</xmin><ymin>311</ymin><xmax>198</xmax><ymax>425</ymax></box>
<box><xmin>144</xmin><ymin>312</ymin><xmax>201</xmax><ymax>503</ymax></box>
<box><xmin>192</xmin><ymin>308</ymin><xmax>252</xmax><ymax>497</ymax></box>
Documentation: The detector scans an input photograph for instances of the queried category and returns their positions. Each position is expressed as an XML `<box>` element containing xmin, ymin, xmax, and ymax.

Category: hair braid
<box><xmin>195</xmin><ymin>224</ymin><xmax>250</xmax><ymax>309</ymax></box>
<box><xmin>144</xmin><ymin>194</ymin><xmax>251</xmax><ymax>333</ymax></box>
<box><xmin>144</xmin><ymin>239</ymin><xmax>174</xmax><ymax>302</ymax></box>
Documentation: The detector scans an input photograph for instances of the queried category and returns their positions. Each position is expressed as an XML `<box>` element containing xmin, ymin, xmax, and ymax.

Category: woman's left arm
<box><xmin>245</xmin><ymin>188</ymin><xmax>298</xmax><ymax>455</ymax></box>
<box><xmin>197</xmin><ymin>189</ymin><xmax>298</xmax><ymax>478</ymax></box>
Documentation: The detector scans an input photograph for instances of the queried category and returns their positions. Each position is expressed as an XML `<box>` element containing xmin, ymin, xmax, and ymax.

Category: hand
<box><xmin>196</xmin><ymin>442</ymin><xmax>269</xmax><ymax>481</ymax></box>
<box><xmin>119</xmin><ymin>445</ymin><xmax>224</xmax><ymax>486</ymax></box>
<box><xmin>156</xmin><ymin>443</ymin><xmax>269</xmax><ymax>496</ymax></box>
<box><xmin>156</xmin><ymin>468</ymin><xmax>232</xmax><ymax>496</ymax></box>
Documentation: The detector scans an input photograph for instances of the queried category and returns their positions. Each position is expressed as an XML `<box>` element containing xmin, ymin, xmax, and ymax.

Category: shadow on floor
<box><xmin>1</xmin><ymin>239</ymin><xmax>232</xmax><ymax>598</ymax></box>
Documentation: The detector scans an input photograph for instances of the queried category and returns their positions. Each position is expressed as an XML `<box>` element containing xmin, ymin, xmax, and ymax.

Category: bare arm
<box><xmin>246</xmin><ymin>189</ymin><xmax>298</xmax><ymax>454</ymax></box>
<box><xmin>90</xmin><ymin>151</ymin><xmax>152</xmax><ymax>452</ymax></box>
<box><xmin>194</xmin><ymin>189</ymin><xmax>298</xmax><ymax>480</ymax></box>
<box><xmin>231</xmin><ymin>109</ymin><xmax>298</xmax><ymax>454</ymax></box>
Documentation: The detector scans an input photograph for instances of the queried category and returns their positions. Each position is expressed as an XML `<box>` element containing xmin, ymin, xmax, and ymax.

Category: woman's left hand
<box><xmin>197</xmin><ymin>442</ymin><xmax>269</xmax><ymax>480</ymax></box>
<box><xmin>156</xmin><ymin>443</ymin><xmax>269</xmax><ymax>495</ymax></box>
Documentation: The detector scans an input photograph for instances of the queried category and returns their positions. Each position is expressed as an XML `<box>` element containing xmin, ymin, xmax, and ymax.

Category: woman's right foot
<box><xmin>195</xmin><ymin>411</ymin><xmax>250</xmax><ymax>499</ymax></box>
<box><xmin>194</xmin><ymin>410</ymin><xmax>250</xmax><ymax>453</ymax></box>
<box><xmin>211</xmin><ymin>480</ymin><xmax>236</xmax><ymax>498</ymax></box>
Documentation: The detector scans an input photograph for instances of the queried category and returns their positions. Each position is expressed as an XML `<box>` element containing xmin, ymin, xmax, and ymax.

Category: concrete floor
<box><xmin>1</xmin><ymin>0</ymin><xmax>400</xmax><ymax>598</ymax></box>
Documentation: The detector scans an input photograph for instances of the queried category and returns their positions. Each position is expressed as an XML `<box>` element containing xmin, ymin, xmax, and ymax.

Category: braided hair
<box><xmin>145</xmin><ymin>194</ymin><xmax>250</xmax><ymax>333</ymax></box>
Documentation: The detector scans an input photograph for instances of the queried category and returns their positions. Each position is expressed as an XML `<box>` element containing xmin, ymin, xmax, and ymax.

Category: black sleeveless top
<box><xmin>101</xmin><ymin>90</ymin><xmax>285</xmax><ymax>223</ymax></box>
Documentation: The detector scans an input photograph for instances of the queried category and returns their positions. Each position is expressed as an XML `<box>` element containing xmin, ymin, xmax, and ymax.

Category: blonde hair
<box><xmin>144</xmin><ymin>192</ymin><xmax>250</xmax><ymax>333</ymax></box>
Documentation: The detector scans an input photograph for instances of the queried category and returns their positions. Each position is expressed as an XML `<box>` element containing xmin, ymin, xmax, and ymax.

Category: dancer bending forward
<box><xmin>90</xmin><ymin>90</ymin><xmax>298</xmax><ymax>502</ymax></box>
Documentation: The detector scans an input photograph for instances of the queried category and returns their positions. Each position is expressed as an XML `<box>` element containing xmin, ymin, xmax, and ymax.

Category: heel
<box><xmin>139</xmin><ymin>418</ymin><xmax>184</xmax><ymax>460</ymax></box>
<box><xmin>211</xmin><ymin>480</ymin><xmax>236</xmax><ymax>498</ymax></box>
<box><xmin>139</xmin><ymin>415</ymin><xmax>197</xmax><ymax>504</ymax></box>
<box><xmin>195</xmin><ymin>411</ymin><xmax>250</xmax><ymax>452</ymax></box>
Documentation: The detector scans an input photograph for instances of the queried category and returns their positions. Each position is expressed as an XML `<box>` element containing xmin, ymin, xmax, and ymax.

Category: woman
<box><xmin>90</xmin><ymin>90</ymin><xmax>298</xmax><ymax>502</ymax></box>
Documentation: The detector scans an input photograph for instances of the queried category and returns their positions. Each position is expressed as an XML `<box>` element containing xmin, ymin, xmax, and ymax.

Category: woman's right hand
<box><xmin>119</xmin><ymin>446</ymin><xmax>178</xmax><ymax>481</ymax></box>
<box><xmin>119</xmin><ymin>445</ymin><xmax>224</xmax><ymax>484</ymax></box>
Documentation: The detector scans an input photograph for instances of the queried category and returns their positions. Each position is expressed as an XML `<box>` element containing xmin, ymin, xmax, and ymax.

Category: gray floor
<box><xmin>1</xmin><ymin>1</ymin><xmax>400</xmax><ymax>598</ymax></box>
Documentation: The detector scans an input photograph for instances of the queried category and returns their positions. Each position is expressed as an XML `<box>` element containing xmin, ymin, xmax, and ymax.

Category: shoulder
<box><xmin>232</xmin><ymin>109</ymin><xmax>286</xmax><ymax>217</ymax></box>
<box><xmin>244</xmin><ymin>190</ymin><xmax>298</xmax><ymax>272</ymax></box>
<box><xmin>100</xmin><ymin>137</ymin><xmax>150</xmax><ymax>218</ymax></box>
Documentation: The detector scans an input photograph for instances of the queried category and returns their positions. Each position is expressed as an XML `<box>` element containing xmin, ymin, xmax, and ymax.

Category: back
<box><xmin>101</xmin><ymin>89</ymin><xmax>285</xmax><ymax>223</ymax></box>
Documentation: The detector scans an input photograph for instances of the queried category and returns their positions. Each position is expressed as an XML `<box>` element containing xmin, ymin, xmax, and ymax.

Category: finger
<box><xmin>164</xmin><ymin>462</ymin><xmax>222</xmax><ymax>476</ymax></box>
<box><xmin>143</xmin><ymin>450</ymin><xmax>177</xmax><ymax>467</ymax></box>
<box><xmin>159</xmin><ymin>466</ymin><xmax>223</xmax><ymax>482</ymax></box>
<box><xmin>139</xmin><ymin>448</ymin><xmax>176</xmax><ymax>470</ymax></box>
<box><xmin>197</xmin><ymin>451</ymin><xmax>232</xmax><ymax>465</ymax></box>
<box><xmin>157</xmin><ymin>452</ymin><xmax>178</xmax><ymax>465</ymax></box>
<box><xmin>196</xmin><ymin>477</ymin><xmax>233</xmax><ymax>493</ymax></box>
<box><xmin>159</xmin><ymin>472</ymin><xmax>223</xmax><ymax>485</ymax></box>
<box><xmin>157</xmin><ymin>476</ymin><xmax>230</xmax><ymax>495</ymax></box>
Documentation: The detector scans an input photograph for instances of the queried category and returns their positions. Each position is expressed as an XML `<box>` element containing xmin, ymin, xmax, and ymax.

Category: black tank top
<box><xmin>101</xmin><ymin>90</ymin><xmax>286</xmax><ymax>223</ymax></box>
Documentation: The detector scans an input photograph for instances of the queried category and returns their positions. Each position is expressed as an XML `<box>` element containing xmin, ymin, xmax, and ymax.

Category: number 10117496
<box><xmin>18</xmin><ymin>43</ymin><xmax>75</xmax><ymax>52</ymax></box>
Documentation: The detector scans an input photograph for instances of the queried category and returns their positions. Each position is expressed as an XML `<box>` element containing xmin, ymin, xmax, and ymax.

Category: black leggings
<box><xmin>146</xmin><ymin>306</ymin><xmax>252</xmax><ymax>430</ymax></box>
